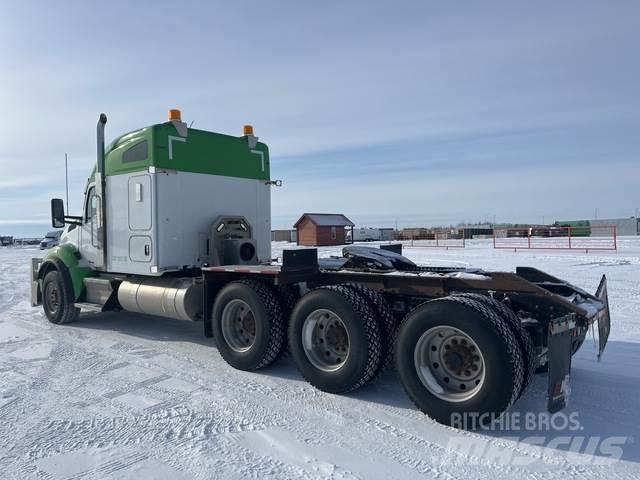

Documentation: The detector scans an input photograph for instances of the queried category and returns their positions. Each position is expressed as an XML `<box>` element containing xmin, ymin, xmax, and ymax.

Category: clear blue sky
<box><xmin>1</xmin><ymin>1</ymin><xmax>638</xmax><ymax>235</ymax></box>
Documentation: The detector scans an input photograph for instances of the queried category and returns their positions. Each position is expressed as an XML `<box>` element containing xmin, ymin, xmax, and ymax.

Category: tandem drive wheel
<box><xmin>452</xmin><ymin>293</ymin><xmax>536</xmax><ymax>399</ymax></box>
<box><xmin>288</xmin><ymin>285</ymin><xmax>383</xmax><ymax>394</ymax></box>
<box><xmin>413</xmin><ymin>325</ymin><xmax>486</xmax><ymax>402</ymax></box>
<box><xmin>212</xmin><ymin>280</ymin><xmax>286</xmax><ymax>371</ymax></box>
<box><xmin>395</xmin><ymin>295</ymin><xmax>525</xmax><ymax>428</ymax></box>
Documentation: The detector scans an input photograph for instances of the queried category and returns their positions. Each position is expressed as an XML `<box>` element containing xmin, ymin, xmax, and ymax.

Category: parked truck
<box><xmin>30</xmin><ymin>111</ymin><xmax>611</xmax><ymax>428</ymax></box>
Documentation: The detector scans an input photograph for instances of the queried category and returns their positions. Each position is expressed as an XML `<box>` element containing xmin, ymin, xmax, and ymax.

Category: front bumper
<box><xmin>30</xmin><ymin>257</ymin><xmax>43</xmax><ymax>307</ymax></box>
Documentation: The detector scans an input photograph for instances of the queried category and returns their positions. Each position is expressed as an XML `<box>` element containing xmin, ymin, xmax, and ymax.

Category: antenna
<box><xmin>65</xmin><ymin>153</ymin><xmax>70</xmax><ymax>215</ymax></box>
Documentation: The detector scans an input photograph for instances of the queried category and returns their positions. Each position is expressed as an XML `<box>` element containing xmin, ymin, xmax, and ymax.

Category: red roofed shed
<box><xmin>293</xmin><ymin>213</ymin><xmax>355</xmax><ymax>246</ymax></box>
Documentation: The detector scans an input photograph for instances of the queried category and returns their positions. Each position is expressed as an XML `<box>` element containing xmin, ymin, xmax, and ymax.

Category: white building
<box><xmin>591</xmin><ymin>218</ymin><xmax>639</xmax><ymax>236</ymax></box>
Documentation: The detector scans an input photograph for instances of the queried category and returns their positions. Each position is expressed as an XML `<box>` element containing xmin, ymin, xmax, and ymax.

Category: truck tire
<box><xmin>343</xmin><ymin>283</ymin><xmax>396</xmax><ymax>370</ymax></box>
<box><xmin>453</xmin><ymin>293</ymin><xmax>535</xmax><ymax>399</ymax></box>
<box><xmin>277</xmin><ymin>285</ymin><xmax>300</xmax><ymax>323</ymax></box>
<box><xmin>274</xmin><ymin>285</ymin><xmax>300</xmax><ymax>359</ymax></box>
<box><xmin>42</xmin><ymin>270</ymin><xmax>80</xmax><ymax>325</ymax></box>
<box><xmin>212</xmin><ymin>279</ymin><xmax>285</xmax><ymax>371</ymax></box>
<box><xmin>395</xmin><ymin>296</ymin><xmax>524</xmax><ymax>428</ymax></box>
<box><xmin>288</xmin><ymin>285</ymin><xmax>382</xmax><ymax>393</ymax></box>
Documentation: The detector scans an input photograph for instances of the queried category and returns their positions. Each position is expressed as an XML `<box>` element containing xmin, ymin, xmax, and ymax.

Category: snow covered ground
<box><xmin>1</xmin><ymin>239</ymin><xmax>639</xmax><ymax>479</ymax></box>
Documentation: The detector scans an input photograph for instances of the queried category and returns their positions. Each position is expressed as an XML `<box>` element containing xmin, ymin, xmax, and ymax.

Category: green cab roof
<box><xmin>101</xmin><ymin>122</ymin><xmax>269</xmax><ymax>181</ymax></box>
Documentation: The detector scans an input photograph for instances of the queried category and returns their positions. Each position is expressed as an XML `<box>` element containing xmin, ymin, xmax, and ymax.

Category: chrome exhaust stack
<box><xmin>97</xmin><ymin>113</ymin><xmax>107</xmax><ymax>173</ymax></box>
<box><xmin>94</xmin><ymin>113</ymin><xmax>108</xmax><ymax>269</ymax></box>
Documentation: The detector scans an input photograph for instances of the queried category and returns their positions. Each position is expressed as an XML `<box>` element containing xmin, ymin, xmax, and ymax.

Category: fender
<box><xmin>38</xmin><ymin>244</ymin><xmax>94</xmax><ymax>301</ymax></box>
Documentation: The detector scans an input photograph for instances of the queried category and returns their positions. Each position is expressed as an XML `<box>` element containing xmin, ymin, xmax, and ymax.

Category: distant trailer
<box><xmin>351</xmin><ymin>228</ymin><xmax>382</xmax><ymax>242</ymax></box>
<box><xmin>272</xmin><ymin>229</ymin><xmax>296</xmax><ymax>242</ymax></box>
<box><xmin>14</xmin><ymin>238</ymin><xmax>41</xmax><ymax>246</ymax></box>
<box><xmin>380</xmin><ymin>228</ymin><xmax>395</xmax><ymax>241</ymax></box>
<box><xmin>0</xmin><ymin>236</ymin><xmax>14</xmax><ymax>246</ymax></box>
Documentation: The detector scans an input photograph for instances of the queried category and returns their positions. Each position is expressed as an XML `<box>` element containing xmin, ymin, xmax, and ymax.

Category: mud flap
<box><xmin>547</xmin><ymin>314</ymin><xmax>575</xmax><ymax>413</ymax></box>
<box><xmin>595</xmin><ymin>275</ymin><xmax>611</xmax><ymax>360</ymax></box>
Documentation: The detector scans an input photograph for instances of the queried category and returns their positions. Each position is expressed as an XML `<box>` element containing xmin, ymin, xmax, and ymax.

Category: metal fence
<box><xmin>493</xmin><ymin>225</ymin><xmax>617</xmax><ymax>252</ymax></box>
<box><xmin>392</xmin><ymin>230</ymin><xmax>466</xmax><ymax>249</ymax></box>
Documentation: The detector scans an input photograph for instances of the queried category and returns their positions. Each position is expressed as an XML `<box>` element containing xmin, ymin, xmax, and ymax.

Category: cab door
<box><xmin>79</xmin><ymin>184</ymin><xmax>99</xmax><ymax>266</ymax></box>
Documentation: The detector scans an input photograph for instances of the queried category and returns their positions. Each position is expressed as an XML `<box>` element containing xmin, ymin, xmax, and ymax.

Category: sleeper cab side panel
<box><xmin>106</xmin><ymin>173</ymin><xmax>158</xmax><ymax>275</ymax></box>
<box><xmin>154</xmin><ymin>171</ymin><xmax>270</xmax><ymax>270</ymax></box>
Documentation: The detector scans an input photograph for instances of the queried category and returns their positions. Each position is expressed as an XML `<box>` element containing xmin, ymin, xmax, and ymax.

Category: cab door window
<box><xmin>85</xmin><ymin>186</ymin><xmax>99</xmax><ymax>246</ymax></box>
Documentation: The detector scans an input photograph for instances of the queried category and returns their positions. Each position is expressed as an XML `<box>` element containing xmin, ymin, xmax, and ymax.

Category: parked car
<box><xmin>39</xmin><ymin>230</ymin><xmax>62</xmax><ymax>250</ymax></box>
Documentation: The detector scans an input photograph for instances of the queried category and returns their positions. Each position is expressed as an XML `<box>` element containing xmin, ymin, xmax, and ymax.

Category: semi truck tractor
<box><xmin>30</xmin><ymin>111</ymin><xmax>611</xmax><ymax>428</ymax></box>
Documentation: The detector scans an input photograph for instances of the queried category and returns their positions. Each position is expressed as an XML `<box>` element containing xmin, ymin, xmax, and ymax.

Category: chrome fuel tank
<box><xmin>118</xmin><ymin>277</ymin><xmax>203</xmax><ymax>321</ymax></box>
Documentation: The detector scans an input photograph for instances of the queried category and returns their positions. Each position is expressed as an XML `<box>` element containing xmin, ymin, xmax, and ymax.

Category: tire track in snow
<box><xmin>0</xmin><ymin>331</ymin><xmax>295</xmax><ymax>475</ymax></box>
<box><xmin>62</xmin><ymin>451</ymin><xmax>151</xmax><ymax>480</ymax></box>
<box><xmin>0</xmin><ymin>325</ymin><xmax>627</xmax><ymax>480</ymax></box>
<box><xmin>0</xmin><ymin>294</ymin><xmax>19</xmax><ymax>314</ymax></box>
<box><xmin>32</xmin><ymin>336</ymin><xmax>563</xmax><ymax>479</ymax></box>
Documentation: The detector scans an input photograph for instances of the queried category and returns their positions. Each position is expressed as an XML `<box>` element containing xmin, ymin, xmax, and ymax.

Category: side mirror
<box><xmin>51</xmin><ymin>198</ymin><xmax>65</xmax><ymax>228</ymax></box>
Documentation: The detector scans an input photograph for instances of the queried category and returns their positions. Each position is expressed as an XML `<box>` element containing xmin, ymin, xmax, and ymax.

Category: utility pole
<box><xmin>65</xmin><ymin>153</ymin><xmax>70</xmax><ymax>215</ymax></box>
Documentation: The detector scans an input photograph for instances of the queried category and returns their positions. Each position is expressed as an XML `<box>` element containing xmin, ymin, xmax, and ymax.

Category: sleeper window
<box><xmin>122</xmin><ymin>141</ymin><xmax>148</xmax><ymax>163</ymax></box>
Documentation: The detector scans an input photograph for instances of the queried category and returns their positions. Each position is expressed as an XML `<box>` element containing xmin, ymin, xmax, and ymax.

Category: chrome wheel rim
<box><xmin>414</xmin><ymin>326</ymin><xmax>485</xmax><ymax>402</ymax></box>
<box><xmin>301</xmin><ymin>309</ymin><xmax>350</xmax><ymax>372</ymax></box>
<box><xmin>221</xmin><ymin>299</ymin><xmax>256</xmax><ymax>352</ymax></box>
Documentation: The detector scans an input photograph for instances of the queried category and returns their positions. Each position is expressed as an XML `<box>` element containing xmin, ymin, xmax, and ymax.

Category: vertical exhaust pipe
<box><xmin>95</xmin><ymin>113</ymin><xmax>108</xmax><ymax>269</ymax></box>
<box><xmin>97</xmin><ymin>113</ymin><xmax>107</xmax><ymax>174</ymax></box>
